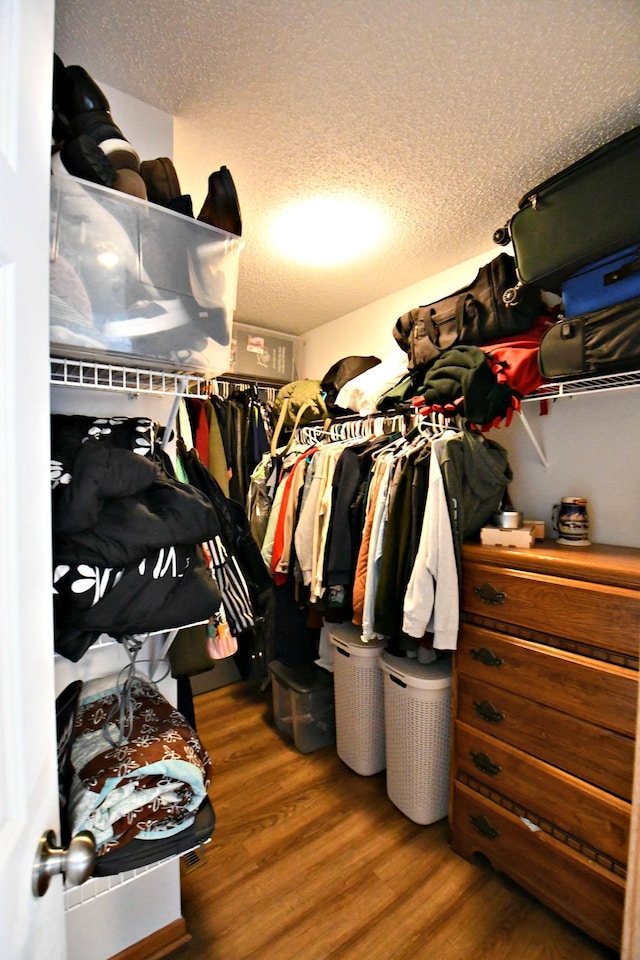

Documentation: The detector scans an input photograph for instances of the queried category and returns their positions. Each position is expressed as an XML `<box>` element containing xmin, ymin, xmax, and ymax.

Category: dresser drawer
<box><xmin>458</xmin><ymin>624</ymin><xmax>637</xmax><ymax>737</ymax></box>
<box><xmin>450</xmin><ymin>781</ymin><xmax>624</xmax><ymax>951</ymax></box>
<box><xmin>462</xmin><ymin>560</ymin><xmax>640</xmax><ymax>658</ymax></box>
<box><xmin>454</xmin><ymin>720</ymin><xmax>631</xmax><ymax>865</ymax></box>
<box><xmin>457</xmin><ymin>675</ymin><xmax>634</xmax><ymax>799</ymax></box>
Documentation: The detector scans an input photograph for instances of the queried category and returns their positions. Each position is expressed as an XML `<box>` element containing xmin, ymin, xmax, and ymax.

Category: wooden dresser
<box><xmin>450</xmin><ymin>540</ymin><xmax>640</xmax><ymax>950</ymax></box>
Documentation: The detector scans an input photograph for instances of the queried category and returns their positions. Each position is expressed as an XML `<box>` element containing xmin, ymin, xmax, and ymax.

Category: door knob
<box><xmin>32</xmin><ymin>829</ymin><xmax>96</xmax><ymax>897</ymax></box>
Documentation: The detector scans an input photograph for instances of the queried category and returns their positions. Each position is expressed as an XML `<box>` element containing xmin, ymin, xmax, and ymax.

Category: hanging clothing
<box><xmin>373</xmin><ymin>449</ymin><xmax>420</xmax><ymax>639</ymax></box>
<box><xmin>438</xmin><ymin>428</ymin><xmax>514</xmax><ymax>578</ymax></box>
<box><xmin>322</xmin><ymin>442</ymin><xmax>371</xmax><ymax>607</ymax></box>
<box><xmin>351</xmin><ymin>457</ymin><xmax>389</xmax><ymax>626</ymax></box>
<box><xmin>272</xmin><ymin>449</ymin><xmax>316</xmax><ymax>585</ymax></box>
<box><xmin>310</xmin><ymin>443</ymin><xmax>348</xmax><ymax>601</ymax></box>
<box><xmin>360</xmin><ymin>454</ymin><xmax>394</xmax><ymax>640</ymax></box>
<box><xmin>247</xmin><ymin>451</ymin><xmax>280</xmax><ymax>548</ymax></box>
<box><xmin>402</xmin><ymin>430</ymin><xmax>461</xmax><ymax>649</ymax></box>
<box><xmin>256</xmin><ymin>409</ymin><xmax>511</xmax><ymax>658</ymax></box>
<box><xmin>205</xmin><ymin>398</ymin><xmax>231</xmax><ymax>497</ymax></box>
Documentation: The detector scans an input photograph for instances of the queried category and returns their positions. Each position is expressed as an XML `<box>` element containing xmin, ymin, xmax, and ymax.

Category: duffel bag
<box><xmin>538</xmin><ymin>296</ymin><xmax>640</xmax><ymax>381</ymax></box>
<box><xmin>393</xmin><ymin>253</ymin><xmax>543</xmax><ymax>370</ymax></box>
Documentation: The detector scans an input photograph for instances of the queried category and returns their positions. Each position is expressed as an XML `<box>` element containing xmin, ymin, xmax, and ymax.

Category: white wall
<box><xmin>100</xmin><ymin>82</ymin><xmax>174</xmax><ymax>162</ymax></box>
<box><xmin>301</xmin><ymin>256</ymin><xmax>640</xmax><ymax>549</ymax></box>
<box><xmin>300</xmin><ymin>249</ymin><xmax>496</xmax><ymax>377</ymax></box>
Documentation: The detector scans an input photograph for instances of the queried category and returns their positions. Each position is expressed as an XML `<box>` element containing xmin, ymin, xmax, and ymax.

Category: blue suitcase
<box><xmin>561</xmin><ymin>244</ymin><xmax>640</xmax><ymax>318</ymax></box>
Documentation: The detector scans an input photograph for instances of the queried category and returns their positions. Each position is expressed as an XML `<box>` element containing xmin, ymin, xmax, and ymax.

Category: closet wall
<box><xmin>300</xmin><ymin>263</ymin><xmax>640</xmax><ymax>550</ymax></box>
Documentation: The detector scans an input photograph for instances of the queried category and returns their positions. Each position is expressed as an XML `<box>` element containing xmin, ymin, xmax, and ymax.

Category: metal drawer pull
<box><xmin>470</xmin><ymin>751</ymin><xmax>502</xmax><ymax>776</ymax></box>
<box><xmin>473</xmin><ymin>700</ymin><xmax>505</xmax><ymax>724</ymax></box>
<box><xmin>470</xmin><ymin>647</ymin><xmax>503</xmax><ymax>668</ymax></box>
<box><xmin>473</xmin><ymin>583</ymin><xmax>506</xmax><ymax>604</ymax></box>
<box><xmin>470</xmin><ymin>814</ymin><xmax>500</xmax><ymax>840</ymax></box>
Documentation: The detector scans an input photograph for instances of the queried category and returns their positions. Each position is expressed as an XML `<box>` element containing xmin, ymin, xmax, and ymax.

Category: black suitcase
<box><xmin>494</xmin><ymin>124</ymin><xmax>640</xmax><ymax>303</ymax></box>
<box><xmin>537</xmin><ymin>295</ymin><xmax>640</xmax><ymax>381</ymax></box>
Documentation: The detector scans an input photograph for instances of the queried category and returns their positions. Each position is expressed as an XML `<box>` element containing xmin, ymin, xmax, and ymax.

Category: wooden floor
<box><xmin>171</xmin><ymin>681</ymin><xmax>619</xmax><ymax>960</ymax></box>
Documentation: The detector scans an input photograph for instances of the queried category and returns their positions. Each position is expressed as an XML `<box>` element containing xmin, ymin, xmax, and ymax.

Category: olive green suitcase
<box><xmin>494</xmin><ymin>123</ymin><xmax>640</xmax><ymax>302</ymax></box>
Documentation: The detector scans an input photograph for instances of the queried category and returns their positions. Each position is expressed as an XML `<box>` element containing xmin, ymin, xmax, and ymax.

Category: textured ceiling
<box><xmin>54</xmin><ymin>0</ymin><xmax>640</xmax><ymax>336</ymax></box>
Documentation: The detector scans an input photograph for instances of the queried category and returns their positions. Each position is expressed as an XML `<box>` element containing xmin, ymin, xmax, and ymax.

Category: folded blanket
<box><xmin>68</xmin><ymin>674</ymin><xmax>211</xmax><ymax>856</ymax></box>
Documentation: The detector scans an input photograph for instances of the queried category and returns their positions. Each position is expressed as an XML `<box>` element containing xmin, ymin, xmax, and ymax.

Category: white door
<box><xmin>0</xmin><ymin>0</ymin><xmax>67</xmax><ymax>956</ymax></box>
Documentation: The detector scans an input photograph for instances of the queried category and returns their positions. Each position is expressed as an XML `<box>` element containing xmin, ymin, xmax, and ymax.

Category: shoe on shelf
<box><xmin>197</xmin><ymin>166</ymin><xmax>242</xmax><ymax>236</ymax></box>
<box><xmin>113</xmin><ymin>167</ymin><xmax>148</xmax><ymax>200</ymax></box>
<box><xmin>140</xmin><ymin>157</ymin><xmax>181</xmax><ymax>205</ymax></box>
<box><xmin>53</xmin><ymin>55</ymin><xmax>142</xmax><ymax>176</ymax></box>
<box><xmin>168</xmin><ymin>195</ymin><xmax>194</xmax><ymax>217</ymax></box>
<box><xmin>52</xmin><ymin>137</ymin><xmax>147</xmax><ymax>200</ymax></box>
<box><xmin>140</xmin><ymin>157</ymin><xmax>194</xmax><ymax>215</ymax></box>
<box><xmin>52</xmin><ymin>53</ymin><xmax>71</xmax><ymax>145</ymax></box>
<box><xmin>52</xmin><ymin>135</ymin><xmax>118</xmax><ymax>188</ymax></box>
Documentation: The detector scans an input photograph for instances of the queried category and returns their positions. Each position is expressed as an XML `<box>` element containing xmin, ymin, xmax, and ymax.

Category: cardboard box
<box><xmin>524</xmin><ymin>519</ymin><xmax>545</xmax><ymax>540</ymax></box>
<box><xmin>480</xmin><ymin>524</ymin><xmax>536</xmax><ymax>548</ymax></box>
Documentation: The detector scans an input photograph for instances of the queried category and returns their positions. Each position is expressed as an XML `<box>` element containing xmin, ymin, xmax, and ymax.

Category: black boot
<box><xmin>53</xmin><ymin>56</ymin><xmax>141</xmax><ymax>173</ymax></box>
<box><xmin>51</xmin><ymin>134</ymin><xmax>118</xmax><ymax>188</ymax></box>
<box><xmin>52</xmin><ymin>53</ymin><xmax>71</xmax><ymax>144</ymax></box>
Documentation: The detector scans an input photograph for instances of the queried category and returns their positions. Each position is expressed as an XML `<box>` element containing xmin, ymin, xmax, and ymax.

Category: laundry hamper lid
<box><xmin>328</xmin><ymin>622</ymin><xmax>367</xmax><ymax>644</ymax></box>
<box><xmin>330</xmin><ymin>627</ymin><xmax>386</xmax><ymax>658</ymax></box>
<box><xmin>380</xmin><ymin>652</ymin><xmax>452</xmax><ymax>689</ymax></box>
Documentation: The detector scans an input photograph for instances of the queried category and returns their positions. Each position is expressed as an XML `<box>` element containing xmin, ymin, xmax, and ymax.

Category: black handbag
<box><xmin>393</xmin><ymin>253</ymin><xmax>542</xmax><ymax>369</ymax></box>
<box><xmin>538</xmin><ymin>295</ymin><xmax>640</xmax><ymax>380</ymax></box>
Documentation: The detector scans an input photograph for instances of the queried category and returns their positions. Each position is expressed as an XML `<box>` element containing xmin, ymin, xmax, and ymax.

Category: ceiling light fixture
<box><xmin>269</xmin><ymin>195</ymin><xmax>386</xmax><ymax>267</ymax></box>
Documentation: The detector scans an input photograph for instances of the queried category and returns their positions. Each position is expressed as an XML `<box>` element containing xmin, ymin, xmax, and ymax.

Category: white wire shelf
<box><xmin>50</xmin><ymin>357</ymin><xmax>209</xmax><ymax>398</ymax></box>
<box><xmin>523</xmin><ymin>368</ymin><xmax>640</xmax><ymax>402</ymax></box>
<box><xmin>64</xmin><ymin>844</ymin><xmax>209</xmax><ymax>911</ymax></box>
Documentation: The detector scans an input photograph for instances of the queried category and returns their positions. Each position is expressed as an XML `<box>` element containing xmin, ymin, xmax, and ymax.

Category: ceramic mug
<box><xmin>552</xmin><ymin>497</ymin><xmax>590</xmax><ymax>546</ymax></box>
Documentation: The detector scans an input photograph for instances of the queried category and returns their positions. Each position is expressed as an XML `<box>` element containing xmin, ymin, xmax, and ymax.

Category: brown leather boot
<box><xmin>140</xmin><ymin>158</ymin><xmax>194</xmax><ymax>215</ymax></box>
<box><xmin>197</xmin><ymin>166</ymin><xmax>242</xmax><ymax>236</ymax></box>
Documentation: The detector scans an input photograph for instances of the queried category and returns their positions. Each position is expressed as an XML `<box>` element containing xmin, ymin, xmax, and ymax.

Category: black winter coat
<box><xmin>51</xmin><ymin>415</ymin><xmax>223</xmax><ymax>661</ymax></box>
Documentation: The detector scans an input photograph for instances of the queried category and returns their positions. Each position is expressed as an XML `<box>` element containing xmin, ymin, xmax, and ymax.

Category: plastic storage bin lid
<box><xmin>380</xmin><ymin>652</ymin><xmax>452</xmax><ymax>689</ymax></box>
<box><xmin>268</xmin><ymin>660</ymin><xmax>333</xmax><ymax>695</ymax></box>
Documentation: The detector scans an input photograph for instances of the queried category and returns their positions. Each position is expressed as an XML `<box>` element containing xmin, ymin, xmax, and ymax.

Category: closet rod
<box><xmin>213</xmin><ymin>373</ymin><xmax>287</xmax><ymax>390</ymax></box>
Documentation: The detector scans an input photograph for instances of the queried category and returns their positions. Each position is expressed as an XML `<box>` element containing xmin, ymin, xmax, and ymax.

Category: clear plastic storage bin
<box><xmin>269</xmin><ymin>661</ymin><xmax>335</xmax><ymax>754</ymax></box>
<box><xmin>380</xmin><ymin>653</ymin><xmax>452</xmax><ymax>825</ymax></box>
<box><xmin>49</xmin><ymin>174</ymin><xmax>243</xmax><ymax>377</ymax></box>
<box><xmin>330</xmin><ymin>624</ymin><xmax>386</xmax><ymax>776</ymax></box>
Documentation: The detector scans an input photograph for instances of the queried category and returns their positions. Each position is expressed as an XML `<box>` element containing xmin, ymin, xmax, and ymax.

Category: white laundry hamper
<box><xmin>330</xmin><ymin>624</ymin><xmax>386</xmax><ymax>776</ymax></box>
<box><xmin>380</xmin><ymin>652</ymin><xmax>452</xmax><ymax>825</ymax></box>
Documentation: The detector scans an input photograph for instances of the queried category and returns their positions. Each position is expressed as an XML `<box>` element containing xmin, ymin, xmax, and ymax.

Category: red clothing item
<box><xmin>271</xmin><ymin>448</ymin><xmax>317</xmax><ymax>586</ymax></box>
<box><xmin>479</xmin><ymin>313</ymin><xmax>556</xmax><ymax>400</ymax></box>
<box><xmin>193</xmin><ymin>400</ymin><xmax>210</xmax><ymax>469</ymax></box>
